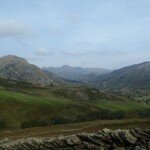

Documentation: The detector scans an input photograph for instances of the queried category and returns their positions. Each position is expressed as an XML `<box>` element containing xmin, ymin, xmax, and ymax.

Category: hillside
<box><xmin>0</xmin><ymin>79</ymin><xmax>149</xmax><ymax>130</ymax></box>
<box><xmin>43</xmin><ymin>65</ymin><xmax>111</xmax><ymax>82</ymax></box>
<box><xmin>91</xmin><ymin>62</ymin><xmax>150</xmax><ymax>90</ymax></box>
<box><xmin>0</xmin><ymin>55</ymin><xmax>64</xmax><ymax>87</ymax></box>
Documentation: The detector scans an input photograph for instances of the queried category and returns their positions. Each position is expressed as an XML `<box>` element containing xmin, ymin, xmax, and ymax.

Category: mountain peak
<box><xmin>2</xmin><ymin>55</ymin><xmax>23</xmax><ymax>59</ymax></box>
<box><xmin>2</xmin><ymin>55</ymin><xmax>20</xmax><ymax>58</ymax></box>
<box><xmin>0</xmin><ymin>55</ymin><xmax>27</xmax><ymax>64</ymax></box>
<box><xmin>0</xmin><ymin>55</ymin><xmax>64</xmax><ymax>86</ymax></box>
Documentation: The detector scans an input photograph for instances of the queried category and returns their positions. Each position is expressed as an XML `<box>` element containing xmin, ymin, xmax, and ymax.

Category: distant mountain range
<box><xmin>0</xmin><ymin>55</ymin><xmax>150</xmax><ymax>90</ymax></box>
<box><xmin>0</xmin><ymin>55</ymin><xmax>64</xmax><ymax>87</ymax></box>
<box><xmin>43</xmin><ymin>65</ymin><xmax>111</xmax><ymax>82</ymax></box>
<box><xmin>91</xmin><ymin>61</ymin><xmax>150</xmax><ymax>90</ymax></box>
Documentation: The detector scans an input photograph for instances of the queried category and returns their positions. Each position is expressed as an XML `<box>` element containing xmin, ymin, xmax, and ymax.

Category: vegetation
<box><xmin>0</xmin><ymin>79</ymin><xmax>150</xmax><ymax>130</ymax></box>
<box><xmin>0</xmin><ymin>119</ymin><xmax>149</xmax><ymax>140</ymax></box>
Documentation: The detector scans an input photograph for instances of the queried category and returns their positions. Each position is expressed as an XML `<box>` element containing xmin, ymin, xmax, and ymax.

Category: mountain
<box><xmin>91</xmin><ymin>62</ymin><xmax>150</xmax><ymax>90</ymax></box>
<box><xmin>0</xmin><ymin>55</ymin><xmax>64</xmax><ymax>86</ymax></box>
<box><xmin>43</xmin><ymin>65</ymin><xmax>111</xmax><ymax>82</ymax></box>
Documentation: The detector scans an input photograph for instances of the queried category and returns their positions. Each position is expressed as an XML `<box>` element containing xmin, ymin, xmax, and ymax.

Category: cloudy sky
<box><xmin>0</xmin><ymin>0</ymin><xmax>150</xmax><ymax>69</ymax></box>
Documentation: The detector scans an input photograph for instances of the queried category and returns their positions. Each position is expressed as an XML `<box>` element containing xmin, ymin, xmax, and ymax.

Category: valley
<box><xmin>1</xmin><ymin>1</ymin><xmax>150</xmax><ymax>148</ymax></box>
<box><xmin>0</xmin><ymin>77</ymin><xmax>150</xmax><ymax>130</ymax></box>
<box><xmin>0</xmin><ymin>55</ymin><xmax>150</xmax><ymax>149</ymax></box>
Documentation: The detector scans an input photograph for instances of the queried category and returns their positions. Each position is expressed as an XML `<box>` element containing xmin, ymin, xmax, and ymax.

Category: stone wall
<box><xmin>0</xmin><ymin>128</ymin><xmax>149</xmax><ymax>150</ymax></box>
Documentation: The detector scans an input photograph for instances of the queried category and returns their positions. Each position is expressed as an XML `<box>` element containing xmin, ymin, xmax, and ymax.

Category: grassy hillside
<box><xmin>0</xmin><ymin>81</ymin><xmax>150</xmax><ymax>130</ymax></box>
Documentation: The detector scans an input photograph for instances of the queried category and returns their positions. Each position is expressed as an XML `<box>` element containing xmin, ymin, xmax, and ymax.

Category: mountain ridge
<box><xmin>91</xmin><ymin>61</ymin><xmax>150</xmax><ymax>90</ymax></box>
<box><xmin>0</xmin><ymin>55</ymin><xmax>65</xmax><ymax>87</ymax></box>
<box><xmin>1</xmin><ymin>55</ymin><xmax>150</xmax><ymax>90</ymax></box>
<box><xmin>43</xmin><ymin>65</ymin><xmax>111</xmax><ymax>82</ymax></box>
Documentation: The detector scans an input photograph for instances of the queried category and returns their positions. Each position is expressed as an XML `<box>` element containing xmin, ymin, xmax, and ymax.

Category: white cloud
<box><xmin>62</xmin><ymin>50</ymin><xmax>91</xmax><ymax>57</ymax></box>
<box><xmin>36</xmin><ymin>48</ymin><xmax>53</xmax><ymax>55</ymax></box>
<box><xmin>0</xmin><ymin>20</ymin><xmax>32</xmax><ymax>38</ymax></box>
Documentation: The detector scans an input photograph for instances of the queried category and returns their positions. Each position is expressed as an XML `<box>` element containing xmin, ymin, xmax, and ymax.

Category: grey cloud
<box><xmin>0</xmin><ymin>20</ymin><xmax>32</xmax><ymax>38</ymax></box>
<box><xmin>49</xmin><ymin>28</ymin><xmax>65</xmax><ymax>37</ymax></box>
<box><xmin>35</xmin><ymin>48</ymin><xmax>54</xmax><ymax>56</ymax></box>
<box><xmin>65</xmin><ymin>13</ymin><xmax>81</xmax><ymax>23</ymax></box>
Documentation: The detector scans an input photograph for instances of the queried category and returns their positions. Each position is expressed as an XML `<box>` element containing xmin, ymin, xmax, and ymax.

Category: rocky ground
<box><xmin>0</xmin><ymin>128</ymin><xmax>149</xmax><ymax>150</ymax></box>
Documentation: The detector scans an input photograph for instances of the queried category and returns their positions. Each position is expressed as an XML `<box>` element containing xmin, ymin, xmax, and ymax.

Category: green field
<box><xmin>0</xmin><ymin>83</ymin><xmax>150</xmax><ymax>130</ymax></box>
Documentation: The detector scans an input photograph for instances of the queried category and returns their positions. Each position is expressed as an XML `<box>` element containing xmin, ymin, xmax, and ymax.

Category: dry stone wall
<box><xmin>0</xmin><ymin>128</ymin><xmax>149</xmax><ymax>150</ymax></box>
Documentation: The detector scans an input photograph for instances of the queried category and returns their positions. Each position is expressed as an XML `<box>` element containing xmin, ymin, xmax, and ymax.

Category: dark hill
<box><xmin>0</xmin><ymin>55</ymin><xmax>64</xmax><ymax>87</ymax></box>
<box><xmin>91</xmin><ymin>62</ymin><xmax>150</xmax><ymax>90</ymax></box>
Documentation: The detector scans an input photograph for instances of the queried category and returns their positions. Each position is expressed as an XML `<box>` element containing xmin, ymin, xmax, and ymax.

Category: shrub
<box><xmin>0</xmin><ymin>118</ymin><xmax>7</xmax><ymax>130</ymax></box>
<box><xmin>21</xmin><ymin>120</ymin><xmax>48</xmax><ymax>129</ymax></box>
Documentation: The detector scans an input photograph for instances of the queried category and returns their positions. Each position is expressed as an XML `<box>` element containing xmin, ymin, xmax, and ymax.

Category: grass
<box><xmin>0</xmin><ymin>83</ymin><xmax>150</xmax><ymax>130</ymax></box>
<box><xmin>97</xmin><ymin>101</ymin><xmax>150</xmax><ymax>112</ymax></box>
<box><xmin>0</xmin><ymin>118</ymin><xmax>149</xmax><ymax>140</ymax></box>
<box><xmin>0</xmin><ymin>89</ymin><xmax>72</xmax><ymax>107</ymax></box>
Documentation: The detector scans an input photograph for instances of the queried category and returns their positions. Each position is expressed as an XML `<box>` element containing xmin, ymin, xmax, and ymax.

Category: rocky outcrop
<box><xmin>0</xmin><ymin>55</ymin><xmax>65</xmax><ymax>87</ymax></box>
<box><xmin>0</xmin><ymin>128</ymin><xmax>149</xmax><ymax>150</ymax></box>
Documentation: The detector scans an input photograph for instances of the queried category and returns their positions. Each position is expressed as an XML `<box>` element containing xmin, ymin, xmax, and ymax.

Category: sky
<box><xmin>0</xmin><ymin>0</ymin><xmax>150</xmax><ymax>69</ymax></box>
